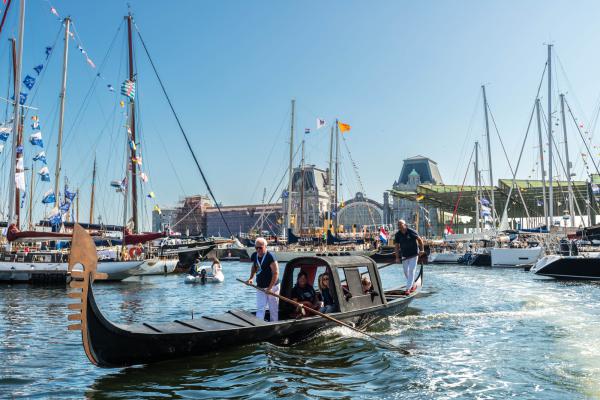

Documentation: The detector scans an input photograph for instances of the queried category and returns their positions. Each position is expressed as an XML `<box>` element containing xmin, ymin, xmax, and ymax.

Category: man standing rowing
<box><xmin>246</xmin><ymin>237</ymin><xmax>280</xmax><ymax>322</ymax></box>
<box><xmin>394</xmin><ymin>219</ymin><xmax>425</xmax><ymax>295</ymax></box>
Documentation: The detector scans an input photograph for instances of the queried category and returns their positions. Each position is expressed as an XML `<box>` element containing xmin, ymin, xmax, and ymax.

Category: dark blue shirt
<box><xmin>251</xmin><ymin>251</ymin><xmax>278</xmax><ymax>288</ymax></box>
<box><xmin>394</xmin><ymin>228</ymin><xmax>420</xmax><ymax>259</ymax></box>
<box><xmin>320</xmin><ymin>287</ymin><xmax>334</xmax><ymax>306</ymax></box>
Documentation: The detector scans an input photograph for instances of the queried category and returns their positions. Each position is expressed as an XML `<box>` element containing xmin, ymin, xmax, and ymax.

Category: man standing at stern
<box><xmin>394</xmin><ymin>219</ymin><xmax>425</xmax><ymax>295</ymax></box>
<box><xmin>246</xmin><ymin>237</ymin><xmax>280</xmax><ymax>321</ymax></box>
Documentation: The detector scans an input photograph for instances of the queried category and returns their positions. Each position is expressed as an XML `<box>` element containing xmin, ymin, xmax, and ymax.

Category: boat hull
<box><xmin>135</xmin><ymin>258</ymin><xmax>178</xmax><ymax>276</ymax></box>
<box><xmin>490</xmin><ymin>247</ymin><xmax>543</xmax><ymax>267</ymax></box>
<box><xmin>532</xmin><ymin>255</ymin><xmax>600</xmax><ymax>280</ymax></box>
<box><xmin>0</xmin><ymin>260</ymin><xmax>144</xmax><ymax>282</ymax></box>
<box><xmin>429</xmin><ymin>252</ymin><xmax>462</xmax><ymax>264</ymax></box>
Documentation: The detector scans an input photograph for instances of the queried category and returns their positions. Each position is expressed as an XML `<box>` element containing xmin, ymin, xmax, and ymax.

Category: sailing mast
<box><xmin>299</xmin><ymin>138</ymin><xmax>305</xmax><ymax>233</ymax></box>
<box><xmin>560</xmin><ymin>93</ymin><xmax>575</xmax><ymax>226</ymax></box>
<box><xmin>535</xmin><ymin>98</ymin><xmax>549</xmax><ymax>229</ymax></box>
<box><xmin>474</xmin><ymin>141</ymin><xmax>480</xmax><ymax>232</ymax></box>
<box><xmin>285</xmin><ymin>99</ymin><xmax>295</xmax><ymax>236</ymax></box>
<box><xmin>126</xmin><ymin>14</ymin><xmax>138</xmax><ymax>233</ymax></box>
<box><xmin>547</xmin><ymin>44</ymin><xmax>554</xmax><ymax>227</ymax></box>
<box><xmin>482</xmin><ymin>85</ymin><xmax>495</xmax><ymax>228</ymax></box>
<box><xmin>334</xmin><ymin>119</ymin><xmax>339</xmax><ymax>231</ymax></box>
<box><xmin>27</xmin><ymin>161</ymin><xmax>33</xmax><ymax>228</ymax></box>
<box><xmin>7</xmin><ymin>0</ymin><xmax>24</xmax><ymax>228</ymax></box>
<box><xmin>89</xmin><ymin>155</ymin><xmax>96</xmax><ymax>224</ymax></box>
<box><xmin>54</xmin><ymin>17</ymin><xmax>70</xmax><ymax>209</ymax></box>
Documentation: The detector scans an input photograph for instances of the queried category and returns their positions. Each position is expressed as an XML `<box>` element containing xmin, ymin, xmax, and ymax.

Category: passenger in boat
<box><xmin>200</xmin><ymin>268</ymin><xmax>207</xmax><ymax>284</ymax></box>
<box><xmin>246</xmin><ymin>237</ymin><xmax>280</xmax><ymax>322</ymax></box>
<box><xmin>211</xmin><ymin>258</ymin><xmax>222</xmax><ymax>275</ymax></box>
<box><xmin>291</xmin><ymin>271</ymin><xmax>320</xmax><ymax>317</ymax></box>
<box><xmin>318</xmin><ymin>273</ymin><xmax>336</xmax><ymax>313</ymax></box>
<box><xmin>361</xmin><ymin>276</ymin><xmax>373</xmax><ymax>294</ymax></box>
<box><xmin>394</xmin><ymin>219</ymin><xmax>425</xmax><ymax>295</ymax></box>
<box><xmin>189</xmin><ymin>256</ymin><xmax>201</xmax><ymax>276</ymax></box>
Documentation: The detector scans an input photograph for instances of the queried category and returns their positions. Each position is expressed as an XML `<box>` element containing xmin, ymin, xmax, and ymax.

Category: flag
<box><xmin>59</xmin><ymin>201</ymin><xmax>71</xmax><ymax>213</ymax></box>
<box><xmin>19</xmin><ymin>91</ymin><xmax>27</xmax><ymax>105</ymax></box>
<box><xmin>48</xmin><ymin>208</ymin><xmax>62</xmax><ymax>226</ymax></box>
<box><xmin>536</xmin><ymin>199</ymin><xmax>543</xmax><ymax>207</ymax></box>
<box><xmin>121</xmin><ymin>79</ymin><xmax>136</xmax><ymax>100</ymax></box>
<box><xmin>282</xmin><ymin>190</ymin><xmax>289</xmax><ymax>199</ymax></box>
<box><xmin>38</xmin><ymin>166</ymin><xmax>50</xmax><ymax>182</ymax></box>
<box><xmin>129</xmin><ymin>140</ymin><xmax>136</xmax><ymax>151</ymax></box>
<box><xmin>33</xmin><ymin>64</ymin><xmax>43</xmax><ymax>75</ymax></box>
<box><xmin>86</xmin><ymin>57</ymin><xmax>95</xmax><ymax>68</ymax></box>
<box><xmin>0</xmin><ymin>131</ymin><xmax>8</xmax><ymax>141</ymax></box>
<box><xmin>23</xmin><ymin>75</ymin><xmax>35</xmax><ymax>90</ymax></box>
<box><xmin>140</xmin><ymin>172</ymin><xmax>148</xmax><ymax>183</ymax></box>
<box><xmin>16</xmin><ymin>145</ymin><xmax>23</xmax><ymax>154</ymax></box>
<box><xmin>30</xmin><ymin>131</ymin><xmax>43</xmax><ymax>147</ymax></box>
<box><xmin>147</xmin><ymin>191</ymin><xmax>155</xmax><ymax>199</ymax></box>
<box><xmin>444</xmin><ymin>226</ymin><xmax>455</xmax><ymax>235</ymax></box>
<box><xmin>31</xmin><ymin>121</ymin><xmax>40</xmax><ymax>130</ymax></box>
<box><xmin>304</xmin><ymin>128</ymin><xmax>310</xmax><ymax>134</ymax></box>
<box><xmin>119</xmin><ymin>100</ymin><xmax>125</xmax><ymax>108</ymax></box>
<box><xmin>480</xmin><ymin>198</ymin><xmax>490</xmax><ymax>207</ymax></box>
<box><xmin>132</xmin><ymin>156</ymin><xmax>142</xmax><ymax>165</ymax></box>
<box><xmin>153</xmin><ymin>205</ymin><xmax>162</xmax><ymax>215</ymax></box>
<box><xmin>338</xmin><ymin>121</ymin><xmax>351</xmax><ymax>133</ymax></box>
<box><xmin>45</xmin><ymin>46</ymin><xmax>53</xmax><ymax>59</ymax></box>
<box><xmin>15</xmin><ymin>171</ymin><xmax>25</xmax><ymax>190</ymax></box>
<box><xmin>42</xmin><ymin>190</ymin><xmax>55</xmax><ymax>204</ymax></box>
<box><xmin>33</xmin><ymin>151</ymin><xmax>47</xmax><ymax>164</ymax></box>
<box><xmin>379</xmin><ymin>227</ymin><xmax>389</xmax><ymax>245</ymax></box>
<box><xmin>50</xmin><ymin>7</ymin><xmax>59</xmax><ymax>17</ymax></box>
<box><xmin>65</xmin><ymin>188</ymin><xmax>76</xmax><ymax>201</ymax></box>
<box><xmin>316</xmin><ymin>118</ymin><xmax>326</xmax><ymax>129</ymax></box>
<box><xmin>593</xmin><ymin>184</ymin><xmax>600</xmax><ymax>195</ymax></box>
<box><xmin>416</xmin><ymin>194</ymin><xmax>424</xmax><ymax>201</ymax></box>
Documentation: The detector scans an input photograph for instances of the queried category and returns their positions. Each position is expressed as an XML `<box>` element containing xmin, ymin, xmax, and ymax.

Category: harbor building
<box><xmin>282</xmin><ymin>165</ymin><xmax>332</xmax><ymax>233</ymax></box>
<box><xmin>204</xmin><ymin>203</ymin><xmax>283</xmax><ymax>237</ymax></box>
<box><xmin>151</xmin><ymin>206</ymin><xmax>178</xmax><ymax>232</ymax></box>
<box><xmin>337</xmin><ymin>192</ymin><xmax>384</xmax><ymax>231</ymax></box>
<box><xmin>385</xmin><ymin>155</ymin><xmax>442</xmax><ymax>236</ymax></box>
<box><xmin>173</xmin><ymin>195</ymin><xmax>212</xmax><ymax>236</ymax></box>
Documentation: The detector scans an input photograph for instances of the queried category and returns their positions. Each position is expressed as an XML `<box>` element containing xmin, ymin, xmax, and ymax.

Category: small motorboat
<box><xmin>184</xmin><ymin>262</ymin><xmax>224</xmax><ymax>284</ymax></box>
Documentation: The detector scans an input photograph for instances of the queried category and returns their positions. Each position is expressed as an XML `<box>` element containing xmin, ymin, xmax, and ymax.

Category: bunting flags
<box><xmin>23</xmin><ymin>75</ymin><xmax>36</xmax><ymax>90</ymax></box>
<box><xmin>0</xmin><ymin>126</ymin><xmax>9</xmax><ymax>141</ymax></box>
<box><xmin>33</xmin><ymin>64</ymin><xmax>43</xmax><ymax>75</ymax></box>
<box><xmin>139</xmin><ymin>172</ymin><xmax>148</xmax><ymax>183</ymax></box>
<box><xmin>38</xmin><ymin>166</ymin><xmax>50</xmax><ymax>182</ymax></box>
<box><xmin>15</xmin><ymin>171</ymin><xmax>25</xmax><ymax>190</ymax></box>
<box><xmin>42</xmin><ymin>190</ymin><xmax>55</xmax><ymax>204</ymax></box>
<box><xmin>416</xmin><ymin>194</ymin><xmax>425</xmax><ymax>201</ymax></box>
<box><xmin>153</xmin><ymin>205</ymin><xmax>162</xmax><ymax>215</ymax></box>
<box><xmin>304</xmin><ymin>128</ymin><xmax>310</xmax><ymax>134</ymax></box>
<box><xmin>379</xmin><ymin>227</ymin><xmax>389</xmax><ymax>245</ymax></box>
<box><xmin>316</xmin><ymin>118</ymin><xmax>326</xmax><ymax>129</ymax></box>
<box><xmin>48</xmin><ymin>207</ymin><xmax>62</xmax><ymax>226</ymax></box>
<box><xmin>45</xmin><ymin>46</ymin><xmax>53</xmax><ymax>59</ymax></box>
<box><xmin>33</xmin><ymin>151</ymin><xmax>47</xmax><ymax>164</ymax></box>
<box><xmin>65</xmin><ymin>188</ymin><xmax>76</xmax><ymax>201</ymax></box>
<box><xmin>147</xmin><ymin>191</ymin><xmax>155</xmax><ymax>199</ymax></box>
<box><xmin>29</xmin><ymin>131</ymin><xmax>43</xmax><ymax>147</ymax></box>
<box><xmin>338</xmin><ymin>121</ymin><xmax>351</xmax><ymax>133</ymax></box>
<box><xmin>131</xmin><ymin>156</ymin><xmax>142</xmax><ymax>165</ymax></box>
<box><xmin>480</xmin><ymin>198</ymin><xmax>490</xmax><ymax>207</ymax></box>
<box><xmin>129</xmin><ymin>140</ymin><xmax>136</xmax><ymax>151</ymax></box>
<box><xmin>121</xmin><ymin>80</ymin><xmax>136</xmax><ymax>100</ymax></box>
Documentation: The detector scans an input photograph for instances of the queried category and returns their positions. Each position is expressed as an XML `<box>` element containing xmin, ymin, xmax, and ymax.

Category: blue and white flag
<box><xmin>316</xmin><ymin>118</ymin><xmax>326</xmax><ymax>130</ymax></box>
<box><xmin>480</xmin><ymin>198</ymin><xmax>491</xmax><ymax>207</ymax></box>
<box><xmin>65</xmin><ymin>188</ymin><xmax>76</xmax><ymax>202</ymax></box>
<box><xmin>45</xmin><ymin>46</ymin><xmax>53</xmax><ymax>59</ymax></box>
<box><xmin>59</xmin><ymin>201</ymin><xmax>71</xmax><ymax>213</ymax></box>
<box><xmin>33</xmin><ymin>151</ymin><xmax>47</xmax><ymax>164</ymax></box>
<box><xmin>41</xmin><ymin>190</ymin><xmax>55</xmax><ymax>204</ymax></box>
<box><xmin>19</xmin><ymin>92</ymin><xmax>27</xmax><ymax>105</ymax></box>
<box><xmin>593</xmin><ymin>184</ymin><xmax>600</xmax><ymax>195</ymax></box>
<box><xmin>304</xmin><ymin>128</ymin><xmax>310</xmax><ymax>134</ymax></box>
<box><xmin>33</xmin><ymin>64</ymin><xmax>43</xmax><ymax>75</ymax></box>
<box><xmin>48</xmin><ymin>208</ymin><xmax>62</xmax><ymax>226</ymax></box>
<box><xmin>282</xmin><ymin>190</ymin><xmax>289</xmax><ymax>199</ymax></box>
<box><xmin>0</xmin><ymin>131</ymin><xmax>8</xmax><ymax>142</ymax></box>
<box><xmin>38</xmin><ymin>166</ymin><xmax>50</xmax><ymax>182</ymax></box>
<box><xmin>29</xmin><ymin>131</ymin><xmax>43</xmax><ymax>147</ymax></box>
<box><xmin>23</xmin><ymin>75</ymin><xmax>36</xmax><ymax>90</ymax></box>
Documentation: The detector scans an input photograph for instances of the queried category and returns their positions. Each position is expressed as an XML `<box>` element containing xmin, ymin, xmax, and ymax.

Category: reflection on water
<box><xmin>1</xmin><ymin>262</ymin><xmax>600</xmax><ymax>398</ymax></box>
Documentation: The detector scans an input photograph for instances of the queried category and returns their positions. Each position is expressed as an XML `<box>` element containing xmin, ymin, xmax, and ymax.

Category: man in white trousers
<box><xmin>394</xmin><ymin>219</ymin><xmax>425</xmax><ymax>295</ymax></box>
<box><xmin>246</xmin><ymin>237</ymin><xmax>280</xmax><ymax>321</ymax></box>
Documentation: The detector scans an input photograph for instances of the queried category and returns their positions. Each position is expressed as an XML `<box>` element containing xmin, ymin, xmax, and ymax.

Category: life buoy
<box><xmin>128</xmin><ymin>247</ymin><xmax>142</xmax><ymax>259</ymax></box>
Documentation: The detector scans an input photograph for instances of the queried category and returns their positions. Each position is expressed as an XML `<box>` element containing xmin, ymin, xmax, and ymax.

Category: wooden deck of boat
<box><xmin>114</xmin><ymin>309</ymin><xmax>268</xmax><ymax>334</ymax></box>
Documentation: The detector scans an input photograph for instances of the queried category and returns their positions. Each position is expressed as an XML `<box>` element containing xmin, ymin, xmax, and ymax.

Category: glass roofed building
<box><xmin>337</xmin><ymin>192</ymin><xmax>384</xmax><ymax>231</ymax></box>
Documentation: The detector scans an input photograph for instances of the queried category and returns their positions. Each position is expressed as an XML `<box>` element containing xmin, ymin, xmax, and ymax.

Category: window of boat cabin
<box><xmin>337</xmin><ymin>265</ymin><xmax>382</xmax><ymax>310</ymax></box>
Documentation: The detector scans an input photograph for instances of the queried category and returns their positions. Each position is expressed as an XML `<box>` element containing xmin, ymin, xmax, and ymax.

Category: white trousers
<box><xmin>402</xmin><ymin>256</ymin><xmax>418</xmax><ymax>290</ymax></box>
<box><xmin>256</xmin><ymin>283</ymin><xmax>280</xmax><ymax>322</ymax></box>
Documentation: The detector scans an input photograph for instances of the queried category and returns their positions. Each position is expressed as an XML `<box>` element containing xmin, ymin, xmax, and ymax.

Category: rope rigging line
<box><xmin>447</xmin><ymin>145</ymin><xmax>476</xmax><ymax>233</ymax></box>
<box><xmin>134</xmin><ymin>24</ymin><xmax>232</xmax><ymax>237</ymax></box>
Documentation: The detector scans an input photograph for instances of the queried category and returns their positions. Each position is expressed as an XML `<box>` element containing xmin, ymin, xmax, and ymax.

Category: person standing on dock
<box><xmin>246</xmin><ymin>237</ymin><xmax>280</xmax><ymax>321</ymax></box>
<box><xmin>394</xmin><ymin>219</ymin><xmax>425</xmax><ymax>295</ymax></box>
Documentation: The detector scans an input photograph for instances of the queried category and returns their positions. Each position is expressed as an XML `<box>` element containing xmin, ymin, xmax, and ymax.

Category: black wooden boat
<box><xmin>67</xmin><ymin>224</ymin><xmax>422</xmax><ymax>367</ymax></box>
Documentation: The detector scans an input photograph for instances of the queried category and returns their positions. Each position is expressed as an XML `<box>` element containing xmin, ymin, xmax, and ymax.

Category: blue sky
<box><xmin>1</xmin><ymin>0</ymin><xmax>600</xmax><ymax>230</ymax></box>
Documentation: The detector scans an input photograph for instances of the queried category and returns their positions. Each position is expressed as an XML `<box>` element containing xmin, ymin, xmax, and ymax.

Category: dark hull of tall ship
<box><xmin>467</xmin><ymin>253</ymin><xmax>491</xmax><ymax>266</ymax></box>
<box><xmin>533</xmin><ymin>256</ymin><xmax>600</xmax><ymax>280</ymax></box>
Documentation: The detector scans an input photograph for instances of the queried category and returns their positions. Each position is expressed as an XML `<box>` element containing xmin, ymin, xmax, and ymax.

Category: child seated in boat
<box><xmin>318</xmin><ymin>273</ymin><xmax>336</xmax><ymax>313</ymax></box>
<box><xmin>291</xmin><ymin>271</ymin><xmax>320</xmax><ymax>318</ymax></box>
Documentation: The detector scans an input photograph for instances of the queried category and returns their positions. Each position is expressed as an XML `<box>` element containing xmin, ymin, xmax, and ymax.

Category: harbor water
<box><xmin>1</xmin><ymin>261</ymin><xmax>600</xmax><ymax>399</ymax></box>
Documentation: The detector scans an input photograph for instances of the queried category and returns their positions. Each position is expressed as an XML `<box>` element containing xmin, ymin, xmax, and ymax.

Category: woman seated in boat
<box><xmin>361</xmin><ymin>277</ymin><xmax>373</xmax><ymax>294</ymax></box>
<box><xmin>290</xmin><ymin>271</ymin><xmax>320</xmax><ymax>318</ymax></box>
<box><xmin>210</xmin><ymin>257</ymin><xmax>221</xmax><ymax>275</ymax></box>
<box><xmin>317</xmin><ymin>273</ymin><xmax>336</xmax><ymax>313</ymax></box>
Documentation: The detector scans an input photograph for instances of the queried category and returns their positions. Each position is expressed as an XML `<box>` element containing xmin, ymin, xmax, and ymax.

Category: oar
<box><xmin>237</xmin><ymin>278</ymin><xmax>410</xmax><ymax>355</ymax></box>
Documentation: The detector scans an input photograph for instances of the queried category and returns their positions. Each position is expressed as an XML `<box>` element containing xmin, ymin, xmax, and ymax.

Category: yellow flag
<box><xmin>338</xmin><ymin>121</ymin><xmax>351</xmax><ymax>133</ymax></box>
<box><xmin>153</xmin><ymin>205</ymin><xmax>162</xmax><ymax>214</ymax></box>
<box><xmin>416</xmin><ymin>194</ymin><xmax>424</xmax><ymax>201</ymax></box>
